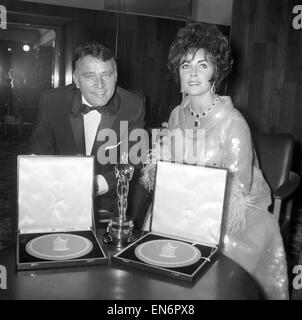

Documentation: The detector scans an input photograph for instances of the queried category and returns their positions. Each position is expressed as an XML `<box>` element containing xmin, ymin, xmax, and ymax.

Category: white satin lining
<box><xmin>18</xmin><ymin>156</ymin><xmax>94</xmax><ymax>233</ymax></box>
<box><xmin>151</xmin><ymin>161</ymin><xmax>227</xmax><ymax>246</ymax></box>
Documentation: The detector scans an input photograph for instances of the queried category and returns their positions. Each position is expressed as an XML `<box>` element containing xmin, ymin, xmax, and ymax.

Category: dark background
<box><xmin>0</xmin><ymin>1</ymin><xmax>301</xmax><ymax>176</ymax></box>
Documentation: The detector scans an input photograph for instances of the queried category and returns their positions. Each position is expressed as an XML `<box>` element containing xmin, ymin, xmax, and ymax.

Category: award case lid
<box><xmin>16</xmin><ymin>155</ymin><xmax>107</xmax><ymax>270</ymax></box>
<box><xmin>149</xmin><ymin>161</ymin><xmax>228</xmax><ymax>247</ymax></box>
<box><xmin>17</xmin><ymin>155</ymin><xmax>95</xmax><ymax>234</ymax></box>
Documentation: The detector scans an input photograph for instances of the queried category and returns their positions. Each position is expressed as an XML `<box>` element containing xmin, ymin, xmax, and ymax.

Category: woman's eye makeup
<box><xmin>181</xmin><ymin>63</ymin><xmax>190</xmax><ymax>69</ymax></box>
<box><xmin>180</xmin><ymin>60</ymin><xmax>209</xmax><ymax>71</ymax></box>
<box><xmin>199</xmin><ymin>63</ymin><xmax>208</xmax><ymax>68</ymax></box>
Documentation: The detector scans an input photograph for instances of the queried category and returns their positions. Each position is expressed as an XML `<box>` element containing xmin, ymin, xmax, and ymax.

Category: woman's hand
<box><xmin>140</xmin><ymin>163</ymin><xmax>157</xmax><ymax>192</ymax></box>
<box><xmin>147</xmin><ymin>164</ymin><xmax>156</xmax><ymax>188</ymax></box>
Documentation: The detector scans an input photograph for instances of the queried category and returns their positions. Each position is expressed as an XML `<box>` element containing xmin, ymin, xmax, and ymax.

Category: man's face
<box><xmin>73</xmin><ymin>55</ymin><xmax>117</xmax><ymax>107</ymax></box>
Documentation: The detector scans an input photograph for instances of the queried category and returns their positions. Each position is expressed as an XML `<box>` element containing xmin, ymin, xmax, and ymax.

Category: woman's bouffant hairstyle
<box><xmin>168</xmin><ymin>23</ymin><xmax>233</xmax><ymax>90</ymax></box>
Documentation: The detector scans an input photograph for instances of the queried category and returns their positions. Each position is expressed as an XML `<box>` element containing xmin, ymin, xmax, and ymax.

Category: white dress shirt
<box><xmin>82</xmin><ymin>95</ymin><xmax>109</xmax><ymax>195</ymax></box>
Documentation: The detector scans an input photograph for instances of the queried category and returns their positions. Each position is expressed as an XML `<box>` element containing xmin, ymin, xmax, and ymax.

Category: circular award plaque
<box><xmin>26</xmin><ymin>233</ymin><xmax>93</xmax><ymax>261</ymax></box>
<box><xmin>135</xmin><ymin>239</ymin><xmax>201</xmax><ymax>268</ymax></box>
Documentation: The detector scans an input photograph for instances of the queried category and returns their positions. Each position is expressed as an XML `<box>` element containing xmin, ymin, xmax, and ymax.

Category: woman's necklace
<box><xmin>189</xmin><ymin>95</ymin><xmax>219</xmax><ymax>128</ymax></box>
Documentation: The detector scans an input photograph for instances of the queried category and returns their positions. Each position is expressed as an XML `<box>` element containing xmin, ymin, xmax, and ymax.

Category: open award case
<box><xmin>16</xmin><ymin>155</ymin><xmax>107</xmax><ymax>271</ymax></box>
<box><xmin>113</xmin><ymin>161</ymin><xmax>228</xmax><ymax>282</ymax></box>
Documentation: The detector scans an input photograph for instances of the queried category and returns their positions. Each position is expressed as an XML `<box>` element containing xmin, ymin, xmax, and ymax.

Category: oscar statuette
<box><xmin>102</xmin><ymin>153</ymin><xmax>137</xmax><ymax>248</ymax></box>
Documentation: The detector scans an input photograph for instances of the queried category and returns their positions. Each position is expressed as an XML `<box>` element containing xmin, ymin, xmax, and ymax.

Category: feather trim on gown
<box><xmin>139</xmin><ymin>96</ymin><xmax>289</xmax><ymax>299</ymax></box>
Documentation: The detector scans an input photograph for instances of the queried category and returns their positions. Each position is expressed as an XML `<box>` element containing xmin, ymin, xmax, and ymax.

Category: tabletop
<box><xmin>0</xmin><ymin>234</ymin><xmax>260</xmax><ymax>300</ymax></box>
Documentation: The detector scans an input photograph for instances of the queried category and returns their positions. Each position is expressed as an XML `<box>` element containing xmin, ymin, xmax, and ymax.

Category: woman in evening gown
<box><xmin>140</xmin><ymin>22</ymin><xmax>289</xmax><ymax>299</ymax></box>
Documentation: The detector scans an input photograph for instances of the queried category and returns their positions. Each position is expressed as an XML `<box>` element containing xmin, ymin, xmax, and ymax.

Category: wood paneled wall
<box><xmin>3</xmin><ymin>0</ymin><xmax>185</xmax><ymax>128</ymax></box>
<box><xmin>69</xmin><ymin>12</ymin><xmax>185</xmax><ymax>128</ymax></box>
<box><xmin>117</xmin><ymin>15</ymin><xmax>185</xmax><ymax>127</ymax></box>
<box><xmin>228</xmin><ymin>0</ymin><xmax>302</xmax><ymax>178</ymax></box>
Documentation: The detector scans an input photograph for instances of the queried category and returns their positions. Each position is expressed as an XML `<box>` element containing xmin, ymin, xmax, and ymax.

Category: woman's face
<box><xmin>179</xmin><ymin>48</ymin><xmax>215</xmax><ymax>97</ymax></box>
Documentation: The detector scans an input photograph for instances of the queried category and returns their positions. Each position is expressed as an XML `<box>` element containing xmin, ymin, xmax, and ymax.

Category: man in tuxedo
<box><xmin>29</xmin><ymin>41</ymin><xmax>147</xmax><ymax>218</ymax></box>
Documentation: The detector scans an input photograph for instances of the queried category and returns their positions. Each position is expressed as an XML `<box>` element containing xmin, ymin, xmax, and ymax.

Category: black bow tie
<box><xmin>81</xmin><ymin>104</ymin><xmax>108</xmax><ymax>115</ymax></box>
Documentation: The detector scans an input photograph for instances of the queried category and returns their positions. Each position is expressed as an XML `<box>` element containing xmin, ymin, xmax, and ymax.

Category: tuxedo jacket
<box><xmin>29</xmin><ymin>84</ymin><xmax>146</xmax><ymax>211</ymax></box>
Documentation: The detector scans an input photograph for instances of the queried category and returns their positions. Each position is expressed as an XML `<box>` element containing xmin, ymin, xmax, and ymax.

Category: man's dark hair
<box><xmin>72</xmin><ymin>41</ymin><xmax>115</xmax><ymax>71</ymax></box>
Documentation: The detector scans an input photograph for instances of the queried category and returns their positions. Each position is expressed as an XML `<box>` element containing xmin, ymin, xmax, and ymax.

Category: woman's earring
<box><xmin>180</xmin><ymin>87</ymin><xmax>186</xmax><ymax>102</ymax></box>
<box><xmin>210</xmin><ymin>82</ymin><xmax>216</xmax><ymax>94</ymax></box>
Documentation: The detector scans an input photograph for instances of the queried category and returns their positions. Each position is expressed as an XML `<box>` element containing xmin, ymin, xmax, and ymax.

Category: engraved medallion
<box><xmin>135</xmin><ymin>239</ymin><xmax>201</xmax><ymax>268</ymax></box>
<box><xmin>26</xmin><ymin>234</ymin><xmax>93</xmax><ymax>261</ymax></box>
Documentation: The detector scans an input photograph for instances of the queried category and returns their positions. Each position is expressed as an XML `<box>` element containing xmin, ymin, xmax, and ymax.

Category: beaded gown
<box><xmin>141</xmin><ymin>95</ymin><xmax>289</xmax><ymax>299</ymax></box>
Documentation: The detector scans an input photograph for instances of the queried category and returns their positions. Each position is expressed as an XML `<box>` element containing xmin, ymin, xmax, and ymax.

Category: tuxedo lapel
<box><xmin>68</xmin><ymin>90</ymin><xmax>85</xmax><ymax>154</ymax></box>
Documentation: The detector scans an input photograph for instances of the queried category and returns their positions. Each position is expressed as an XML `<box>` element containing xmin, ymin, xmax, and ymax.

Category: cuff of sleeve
<box><xmin>95</xmin><ymin>174</ymin><xmax>109</xmax><ymax>195</ymax></box>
